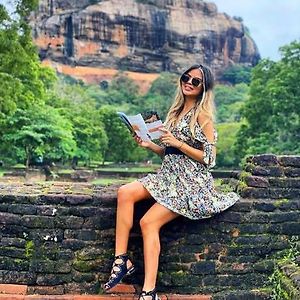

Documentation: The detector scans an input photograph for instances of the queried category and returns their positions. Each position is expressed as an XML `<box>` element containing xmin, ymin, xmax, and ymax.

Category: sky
<box><xmin>211</xmin><ymin>0</ymin><xmax>300</xmax><ymax>61</ymax></box>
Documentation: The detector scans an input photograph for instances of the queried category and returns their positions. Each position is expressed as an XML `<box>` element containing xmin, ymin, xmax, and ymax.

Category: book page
<box><xmin>126</xmin><ymin>114</ymin><xmax>152</xmax><ymax>142</ymax></box>
<box><xmin>146</xmin><ymin>120</ymin><xmax>164</xmax><ymax>140</ymax></box>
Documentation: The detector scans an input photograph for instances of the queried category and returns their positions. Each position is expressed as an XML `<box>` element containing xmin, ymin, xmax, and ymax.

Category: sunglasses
<box><xmin>180</xmin><ymin>73</ymin><xmax>203</xmax><ymax>87</ymax></box>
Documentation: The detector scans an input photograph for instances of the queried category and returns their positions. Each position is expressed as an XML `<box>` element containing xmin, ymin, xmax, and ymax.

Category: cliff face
<box><xmin>31</xmin><ymin>0</ymin><xmax>260</xmax><ymax>77</ymax></box>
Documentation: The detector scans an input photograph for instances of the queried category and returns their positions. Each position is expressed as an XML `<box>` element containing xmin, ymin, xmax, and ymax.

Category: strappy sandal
<box><xmin>139</xmin><ymin>288</ymin><xmax>160</xmax><ymax>300</ymax></box>
<box><xmin>103</xmin><ymin>253</ymin><xmax>135</xmax><ymax>291</ymax></box>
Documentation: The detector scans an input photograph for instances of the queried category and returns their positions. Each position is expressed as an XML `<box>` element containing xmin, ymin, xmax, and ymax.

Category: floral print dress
<box><xmin>137</xmin><ymin>109</ymin><xmax>240</xmax><ymax>220</ymax></box>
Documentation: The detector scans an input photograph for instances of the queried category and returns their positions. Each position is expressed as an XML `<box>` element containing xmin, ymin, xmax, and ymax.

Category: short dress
<box><xmin>137</xmin><ymin>109</ymin><xmax>240</xmax><ymax>220</ymax></box>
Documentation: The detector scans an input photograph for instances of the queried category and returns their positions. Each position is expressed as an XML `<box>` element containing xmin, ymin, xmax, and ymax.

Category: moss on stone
<box><xmin>274</xmin><ymin>198</ymin><xmax>289</xmax><ymax>207</ymax></box>
<box><xmin>25</xmin><ymin>240</ymin><xmax>34</xmax><ymax>259</ymax></box>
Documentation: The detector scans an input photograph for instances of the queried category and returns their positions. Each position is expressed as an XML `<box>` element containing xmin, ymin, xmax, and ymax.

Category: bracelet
<box><xmin>178</xmin><ymin>141</ymin><xmax>184</xmax><ymax>149</ymax></box>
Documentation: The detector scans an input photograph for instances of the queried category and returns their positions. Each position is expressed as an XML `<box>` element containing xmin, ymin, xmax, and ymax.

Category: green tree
<box><xmin>214</xmin><ymin>83</ymin><xmax>249</xmax><ymax>123</ymax></box>
<box><xmin>1</xmin><ymin>105</ymin><xmax>76</xmax><ymax>167</ymax></box>
<box><xmin>216</xmin><ymin>122</ymin><xmax>241</xmax><ymax>167</ymax></box>
<box><xmin>221</xmin><ymin>65</ymin><xmax>252</xmax><ymax>84</ymax></box>
<box><xmin>98</xmin><ymin>106</ymin><xmax>147</xmax><ymax>163</ymax></box>
<box><xmin>49</xmin><ymin>81</ymin><xmax>108</xmax><ymax>165</ymax></box>
<box><xmin>234</xmin><ymin>41</ymin><xmax>300</xmax><ymax>160</ymax></box>
<box><xmin>140</xmin><ymin>72</ymin><xmax>177</xmax><ymax>119</ymax></box>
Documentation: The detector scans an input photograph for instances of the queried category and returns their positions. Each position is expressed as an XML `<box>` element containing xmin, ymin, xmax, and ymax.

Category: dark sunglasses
<box><xmin>180</xmin><ymin>73</ymin><xmax>203</xmax><ymax>87</ymax></box>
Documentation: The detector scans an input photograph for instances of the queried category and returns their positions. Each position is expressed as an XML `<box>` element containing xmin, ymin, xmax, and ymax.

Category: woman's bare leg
<box><xmin>139</xmin><ymin>203</ymin><xmax>179</xmax><ymax>293</ymax></box>
<box><xmin>115</xmin><ymin>181</ymin><xmax>152</xmax><ymax>256</ymax></box>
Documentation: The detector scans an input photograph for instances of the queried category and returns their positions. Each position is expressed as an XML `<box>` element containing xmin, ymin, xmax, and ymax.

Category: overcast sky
<box><xmin>211</xmin><ymin>0</ymin><xmax>300</xmax><ymax>60</ymax></box>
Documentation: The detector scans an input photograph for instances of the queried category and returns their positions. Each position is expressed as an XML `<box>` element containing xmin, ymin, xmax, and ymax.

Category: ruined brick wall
<box><xmin>0</xmin><ymin>154</ymin><xmax>299</xmax><ymax>298</ymax></box>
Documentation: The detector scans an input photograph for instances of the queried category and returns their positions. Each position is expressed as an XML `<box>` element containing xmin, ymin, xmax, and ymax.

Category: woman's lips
<box><xmin>183</xmin><ymin>84</ymin><xmax>194</xmax><ymax>91</ymax></box>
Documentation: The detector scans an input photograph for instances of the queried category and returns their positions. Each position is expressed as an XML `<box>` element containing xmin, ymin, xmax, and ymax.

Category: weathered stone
<box><xmin>190</xmin><ymin>261</ymin><xmax>216</xmax><ymax>275</ymax></box>
<box><xmin>252</xmin><ymin>166</ymin><xmax>284</xmax><ymax>177</ymax></box>
<box><xmin>65</xmin><ymin>195</ymin><xmax>93</xmax><ymax>205</ymax></box>
<box><xmin>0</xmin><ymin>212</ymin><xmax>22</xmax><ymax>225</ymax></box>
<box><xmin>0</xmin><ymin>257</ymin><xmax>29</xmax><ymax>271</ymax></box>
<box><xmin>245</xmin><ymin>176</ymin><xmax>269</xmax><ymax>188</ymax></box>
<box><xmin>278</xmin><ymin>155</ymin><xmax>300</xmax><ymax>167</ymax></box>
<box><xmin>0</xmin><ymin>270</ymin><xmax>36</xmax><ymax>284</ymax></box>
<box><xmin>21</xmin><ymin>215</ymin><xmax>55</xmax><ymax>229</ymax></box>
<box><xmin>32</xmin><ymin>0</ymin><xmax>260</xmax><ymax>80</ymax></box>
<box><xmin>54</xmin><ymin>216</ymin><xmax>84</xmax><ymax>229</ymax></box>
<box><xmin>251</xmin><ymin>154</ymin><xmax>279</xmax><ymax>166</ymax></box>
<box><xmin>27</xmin><ymin>285</ymin><xmax>65</xmax><ymax>295</ymax></box>
<box><xmin>283</xmin><ymin>167</ymin><xmax>300</xmax><ymax>177</ymax></box>
<box><xmin>7</xmin><ymin>204</ymin><xmax>37</xmax><ymax>215</ymax></box>
<box><xmin>253</xmin><ymin>202</ymin><xmax>277</xmax><ymax>212</ymax></box>
<box><xmin>64</xmin><ymin>229</ymin><xmax>98</xmax><ymax>241</ymax></box>
<box><xmin>240</xmin><ymin>187</ymin><xmax>269</xmax><ymax>198</ymax></box>
<box><xmin>269</xmin><ymin>188</ymin><xmax>300</xmax><ymax>199</ymax></box>
<box><xmin>30</xmin><ymin>260</ymin><xmax>71</xmax><ymax>273</ymax></box>
<box><xmin>61</xmin><ymin>239</ymin><xmax>86</xmax><ymax>251</ymax></box>
<box><xmin>40</xmin><ymin>194</ymin><xmax>66</xmax><ymax>205</ymax></box>
<box><xmin>0</xmin><ymin>247</ymin><xmax>26</xmax><ymax>259</ymax></box>
<box><xmin>63</xmin><ymin>281</ymin><xmax>100</xmax><ymax>294</ymax></box>
<box><xmin>269</xmin><ymin>177</ymin><xmax>300</xmax><ymax>188</ymax></box>
<box><xmin>0</xmin><ymin>237</ymin><xmax>26</xmax><ymax>248</ymax></box>
<box><xmin>36</xmin><ymin>273</ymin><xmax>71</xmax><ymax>285</ymax></box>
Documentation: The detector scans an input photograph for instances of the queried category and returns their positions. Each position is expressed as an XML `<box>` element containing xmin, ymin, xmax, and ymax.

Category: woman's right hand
<box><xmin>134</xmin><ymin>135</ymin><xmax>151</xmax><ymax>148</ymax></box>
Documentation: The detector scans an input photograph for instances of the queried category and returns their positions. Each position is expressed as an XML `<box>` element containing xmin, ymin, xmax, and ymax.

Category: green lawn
<box><xmin>92</xmin><ymin>177</ymin><xmax>137</xmax><ymax>186</ymax></box>
<box><xmin>96</xmin><ymin>165</ymin><xmax>159</xmax><ymax>173</ymax></box>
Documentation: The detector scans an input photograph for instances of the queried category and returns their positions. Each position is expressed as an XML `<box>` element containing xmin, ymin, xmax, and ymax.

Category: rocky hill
<box><xmin>31</xmin><ymin>0</ymin><xmax>260</xmax><ymax>83</ymax></box>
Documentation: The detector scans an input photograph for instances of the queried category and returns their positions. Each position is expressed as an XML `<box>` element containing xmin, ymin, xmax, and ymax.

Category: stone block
<box><xmin>269</xmin><ymin>188</ymin><xmax>300</xmax><ymax>199</ymax></box>
<box><xmin>268</xmin><ymin>177</ymin><xmax>300</xmax><ymax>188</ymax></box>
<box><xmin>251</xmin><ymin>154</ymin><xmax>279</xmax><ymax>166</ymax></box>
<box><xmin>40</xmin><ymin>194</ymin><xmax>66</xmax><ymax>205</ymax></box>
<box><xmin>253</xmin><ymin>202</ymin><xmax>276</xmax><ymax>212</ymax></box>
<box><xmin>27</xmin><ymin>285</ymin><xmax>64</xmax><ymax>295</ymax></box>
<box><xmin>240</xmin><ymin>187</ymin><xmax>269</xmax><ymax>198</ymax></box>
<box><xmin>0</xmin><ymin>212</ymin><xmax>22</xmax><ymax>226</ymax></box>
<box><xmin>252</xmin><ymin>166</ymin><xmax>284</xmax><ymax>177</ymax></box>
<box><xmin>7</xmin><ymin>204</ymin><xmax>37</xmax><ymax>215</ymax></box>
<box><xmin>0</xmin><ymin>270</ymin><xmax>36</xmax><ymax>284</ymax></box>
<box><xmin>245</xmin><ymin>176</ymin><xmax>269</xmax><ymax>188</ymax></box>
<box><xmin>283</xmin><ymin>167</ymin><xmax>300</xmax><ymax>177</ymax></box>
<box><xmin>190</xmin><ymin>261</ymin><xmax>216</xmax><ymax>275</ymax></box>
<box><xmin>29</xmin><ymin>260</ymin><xmax>71</xmax><ymax>273</ymax></box>
<box><xmin>66</xmin><ymin>195</ymin><xmax>93</xmax><ymax>205</ymax></box>
<box><xmin>36</xmin><ymin>273</ymin><xmax>71</xmax><ymax>285</ymax></box>
<box><xmin>54</xmin><ymin>216</ymin><xmax>84</xmax><ymax>229</ymax></box>
<box><xmin>21</xmin><ymin>215</ymin><xmax>55</xmax><ymax>229</ymax></box>
<box><xmin>278</xmin><ymin>155</ymin><xmax>300</xmax><ymax>167</ymax></box>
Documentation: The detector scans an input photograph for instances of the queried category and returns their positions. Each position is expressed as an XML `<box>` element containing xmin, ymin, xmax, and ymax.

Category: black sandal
<box><xmin>103</xmin><ymin>253</ymin><xmax>135</xmax><ymax>291</ymax></box>
<box><xmin>139</xmin><ymin>288</ymin><xmax>160</xmax><ymax>300</ymax></box>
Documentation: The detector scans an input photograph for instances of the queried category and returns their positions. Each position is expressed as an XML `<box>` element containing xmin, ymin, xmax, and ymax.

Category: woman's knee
<box><xmin>117</xmin><ymin>184</ymin><xmax>132</xmax><ymax>204</ymax></box>
<box><xmin>140</xmin><ymin>216</ymin><xmax>158</xmax><ymax>235</ymax></box>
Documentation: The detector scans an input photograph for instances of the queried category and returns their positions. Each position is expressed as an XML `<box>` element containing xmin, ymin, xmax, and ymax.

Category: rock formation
<box><xmin>31</xmin><ymin>0</ymin><xmax>260</xmax><ymax>79</ymax></box>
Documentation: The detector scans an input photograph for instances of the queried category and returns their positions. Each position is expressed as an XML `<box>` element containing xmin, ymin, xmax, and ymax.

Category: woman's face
<box><xmin>181</xmin><ymin>68</ymin><xmax>203</xmax><ymax>98</ymax></box>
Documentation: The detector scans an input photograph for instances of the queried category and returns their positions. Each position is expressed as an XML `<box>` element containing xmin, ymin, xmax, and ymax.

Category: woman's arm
<box><xmin>134</xmin><ymin>136</ymin><xmax>165</xmax><ymax>157</ymax></box>
<box><xmin>159</xmin><ymin>115</ymin><xmax>216</xmax><ymax>166</ymax></box>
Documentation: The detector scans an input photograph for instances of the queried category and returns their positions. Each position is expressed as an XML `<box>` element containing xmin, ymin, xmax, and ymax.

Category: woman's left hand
<box><xmin>159</xmin><ymin>128</ymin><xmax>181</xmax><ymax>148</ymax></box>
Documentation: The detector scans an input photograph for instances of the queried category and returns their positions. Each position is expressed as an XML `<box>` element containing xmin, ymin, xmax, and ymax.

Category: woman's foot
<box><xmin>103</xmin><ymin>253</ymin><xmax>135</xmax><ymax>291</ymax></box>
<box><xmin>139</xmin><ymin>288</ymin><xmax>160</xmax><ymax>300</ymax></box>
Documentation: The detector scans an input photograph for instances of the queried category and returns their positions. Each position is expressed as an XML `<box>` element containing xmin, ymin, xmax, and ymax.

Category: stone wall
<box><xmin>0</xmin><ymin>154</ymin><xmax>299</xmax><ymax>299</ymax></box>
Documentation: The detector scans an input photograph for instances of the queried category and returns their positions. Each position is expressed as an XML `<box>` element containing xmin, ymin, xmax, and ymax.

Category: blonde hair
<box><xmin>165</xmin><ymin>64</ymin><xmax>216</xmax><ymax>138</ymax></box>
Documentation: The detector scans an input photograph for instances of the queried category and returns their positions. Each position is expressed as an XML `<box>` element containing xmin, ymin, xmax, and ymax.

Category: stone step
<box><xmin>0</xmin><ymin>296</ymin><xmax>211</xmax><ymax>300</ymax></box>
<box><xmin>0</xmin><ymin>284</ymin><xmax>211</xmax><ymax>300</ymax></box>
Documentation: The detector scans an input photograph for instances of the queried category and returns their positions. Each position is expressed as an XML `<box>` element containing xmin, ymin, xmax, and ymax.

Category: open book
<box><xmin>117</xmin><ymin>111</ymin><xmax>164</xmax><ymax>142</ymax></box>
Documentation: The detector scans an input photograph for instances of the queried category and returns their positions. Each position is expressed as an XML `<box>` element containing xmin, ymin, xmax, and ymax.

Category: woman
<box><xmin>103</xmin><ymin>64</ymin><xmax>240</xmax><ymax>300</ymax></box>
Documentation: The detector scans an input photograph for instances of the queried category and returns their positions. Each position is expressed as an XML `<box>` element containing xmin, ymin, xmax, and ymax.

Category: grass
<box><xmin>92</xmin><ymin>177</ymin><xmax>137</xmax><ymax>186</ymax></box>
<box><xmin>96</xmin><ymin>166</ymin><xmax>159</xmax><ymax>173</ymax></box>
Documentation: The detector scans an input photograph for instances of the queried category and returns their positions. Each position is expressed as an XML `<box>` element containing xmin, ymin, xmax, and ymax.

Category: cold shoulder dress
<box><xmin>137</xmin><ymin>109</ymin><xmax>240</xmax><ymax>220</ymax></box>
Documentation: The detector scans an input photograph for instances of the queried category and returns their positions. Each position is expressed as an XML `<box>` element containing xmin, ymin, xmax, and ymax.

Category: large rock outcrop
<box><xmin>31</xmin><ymin>0</ymin><xmax>260</xmax><ymax>79</ymax></box>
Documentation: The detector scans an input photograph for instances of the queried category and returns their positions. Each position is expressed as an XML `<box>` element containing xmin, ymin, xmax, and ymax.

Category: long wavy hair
<box><xmin>165</xmin><ymin>64</ymin><xmax>216</xmax><ymax>138</ymax></box>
